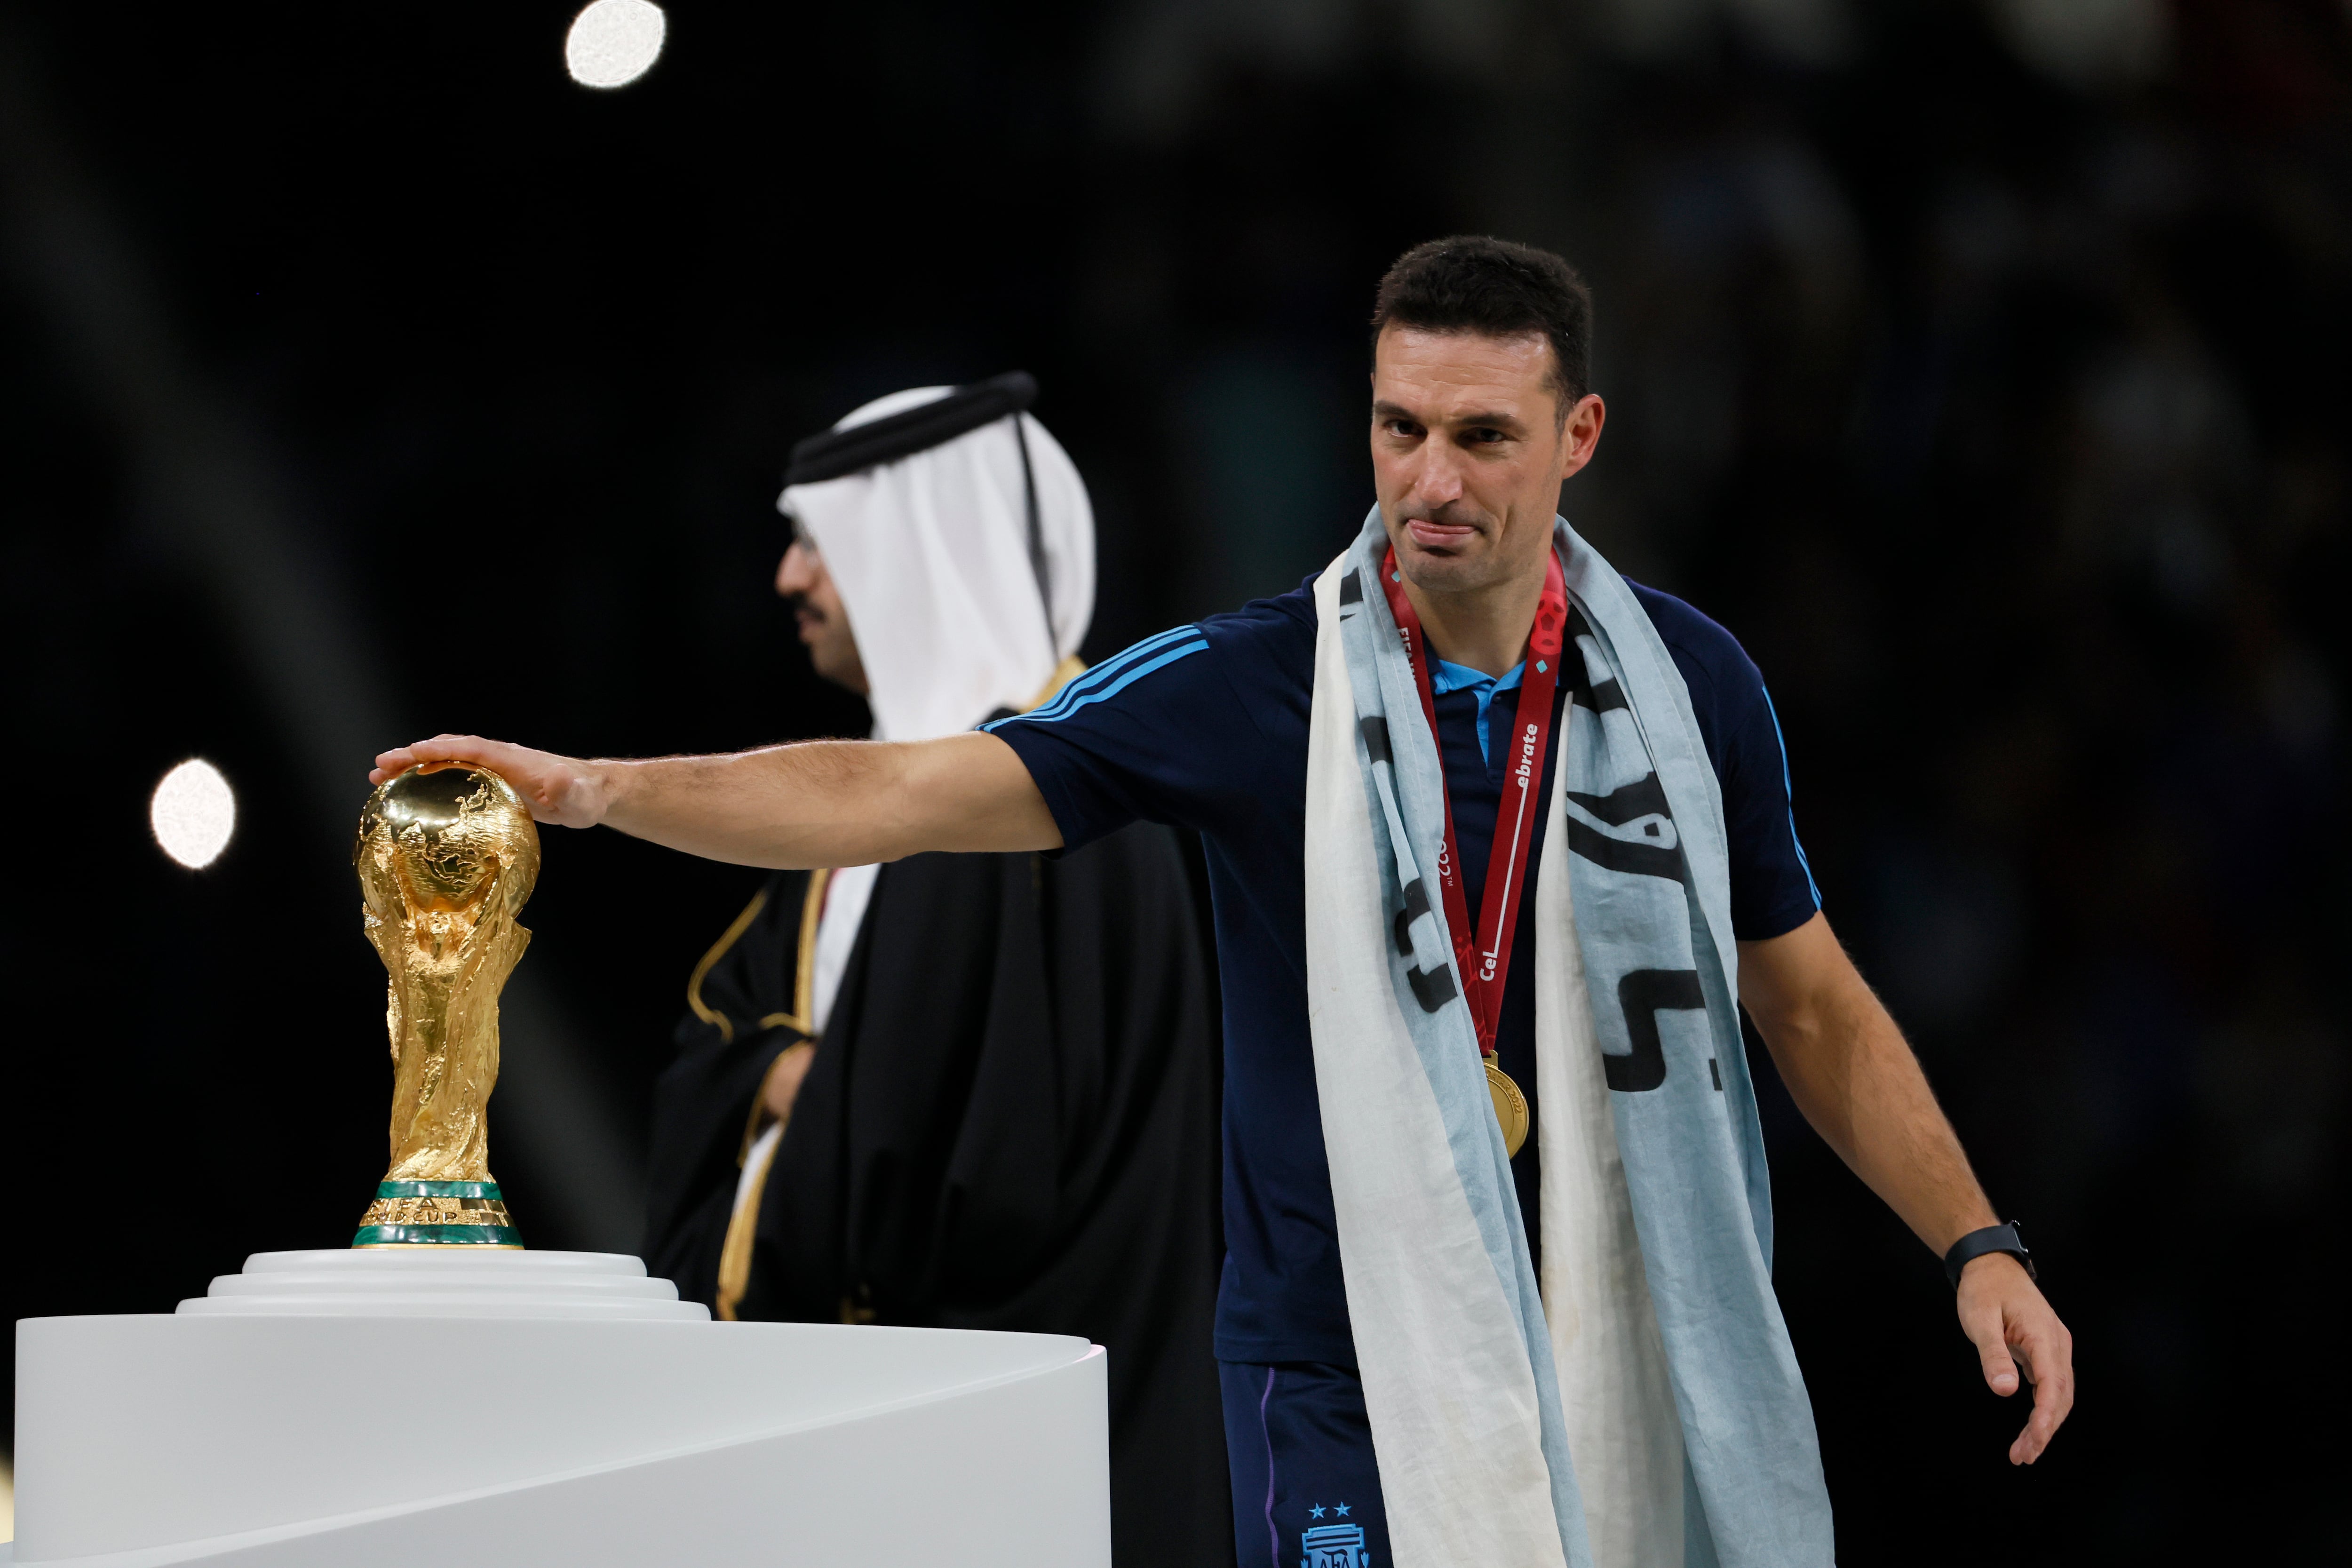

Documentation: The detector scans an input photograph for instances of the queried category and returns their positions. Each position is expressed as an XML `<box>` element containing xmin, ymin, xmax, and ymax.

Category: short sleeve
<box><xmin>1629</xmin><ymin>583</ymin><xmax>1822</xmax><ymax>942</ymax></box>
<box><xmin>985</xmin><ymin>625</ymin><xmax>1244</xmax><ymax>851</ymax></box>
<box><xmin>1718</xmin><ymin>679</ymin><xmax>1823</xmax><ymax>940</ymax></box>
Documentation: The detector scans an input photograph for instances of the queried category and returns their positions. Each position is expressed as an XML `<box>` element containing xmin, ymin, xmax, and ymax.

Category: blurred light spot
<box><xmin>151</xmin><ymin>759</ymin><xmax>236</xmax><ymax>869</ymax></box>
<box><xmin>1988</xmin><ymin>0</ymin><xmax>2169</xmax><ymax>91</ymax></box>
<box><xmin>565</xmin><ymin>0</ymin><xmax>666</xmax><ymax>89</ymax></box>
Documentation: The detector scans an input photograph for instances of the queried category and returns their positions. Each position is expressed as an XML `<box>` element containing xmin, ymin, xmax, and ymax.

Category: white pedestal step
<box><xmin>175</xmin><ymin>1249</ymin><xmax>708</xmax><ymax>1321</ymax></box>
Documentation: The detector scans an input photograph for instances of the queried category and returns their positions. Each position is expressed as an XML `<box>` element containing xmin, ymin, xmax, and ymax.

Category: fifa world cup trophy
<box><xmin>349</xmin><ymin>765</ymin><xmax>540</xmax><ymax>1247</ymax></box>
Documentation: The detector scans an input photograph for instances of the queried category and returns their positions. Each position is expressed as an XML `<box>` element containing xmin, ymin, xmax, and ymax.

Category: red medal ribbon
<box><xmin>1378</xmin><ymin>546</ymin><xmax>1568</xmax><ymax>1058</ymax></box>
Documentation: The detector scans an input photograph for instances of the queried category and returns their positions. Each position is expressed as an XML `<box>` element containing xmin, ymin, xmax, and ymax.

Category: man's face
<box><xmin>775</xmin><ymin>533</ymin><xmax>870</xmax><ymax>695</ymax></box>
<box><xmin>1369</xmin><ymin>324</ymin><xmax>1605</xmax><ymax>597</ymax></box>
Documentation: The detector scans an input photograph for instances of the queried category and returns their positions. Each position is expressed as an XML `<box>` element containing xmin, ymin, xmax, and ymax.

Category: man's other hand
<box><xmin>370</xmin><ymin>735</ymin><xmax>608</xmax><ymax>828</ymax></box>
<box><xmin>1957</xmin><ymin>1253</ymin><xmax>2074</xmax><ymax>1465</ymax></box>
<box><xmin>760</xmin><ymin>1041</ymin><xmax>816</xmax><ymax>1129</ymax></box>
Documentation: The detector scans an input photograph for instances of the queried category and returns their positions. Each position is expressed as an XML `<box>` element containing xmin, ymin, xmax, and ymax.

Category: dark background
<box><xmin>5</xmin><ymin>0</ymin><xmax>2346</xmax><ymax>1559</ymax></box>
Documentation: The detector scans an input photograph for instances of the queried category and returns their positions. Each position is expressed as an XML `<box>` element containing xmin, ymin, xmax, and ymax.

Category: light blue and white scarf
<box><xmin>1303</xmin><ymin>508</ymin><xmax>1832</xmax><ymax>1568</ymax></box>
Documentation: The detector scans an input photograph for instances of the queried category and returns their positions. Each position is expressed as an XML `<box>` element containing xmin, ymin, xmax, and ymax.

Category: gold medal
<box><xmin>1485</xmin><ymin>1055</ymin><xmax>1529</xmax><ymax>1158</ymax></box>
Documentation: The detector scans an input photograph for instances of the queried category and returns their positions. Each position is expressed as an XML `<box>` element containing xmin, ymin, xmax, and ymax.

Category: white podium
<box><xmin>11</xmin><ymin>1251</ymin><xmax>1110</xmax><ymax>1568</ymax></box>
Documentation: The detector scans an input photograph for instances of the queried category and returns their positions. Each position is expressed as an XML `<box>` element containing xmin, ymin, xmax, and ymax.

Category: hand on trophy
<box><xmin>372</xmin><ymin>735</ymin><xmax>610</xmax><ymax>828</ymax></box>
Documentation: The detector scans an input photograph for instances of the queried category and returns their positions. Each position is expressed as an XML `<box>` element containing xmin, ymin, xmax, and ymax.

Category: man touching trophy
<box><xmin>9</xmin><ymin>714</ymin><xmax>1119</xmax><ymax>1568</ymax></box>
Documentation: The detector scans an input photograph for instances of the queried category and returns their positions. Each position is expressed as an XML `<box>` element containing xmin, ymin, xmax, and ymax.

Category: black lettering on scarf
<box><xmin>1566</xmin><ymin>773</ymin><xmax>1671</xmax><ymax>827</ymax></box>
<box><xmin>1610</xmin><ymin>968</ymin><xmax>1704</xmax><ymax>1092</ymax></box>
<box><xmin>1393</xmin><ymin>877</ymin><xmax>1430</xmax><ymax>956</ymax></box>
<box><xmin>1564</xmin><ymin>817</ymin><xmax>1687</xmax><ymax>883</ymax></box>
<box><xmin>1406</xmin><ymin>960</ymin><xmax>1457</xmax><ymax>1013</ymax></box>
<box><xmin>1558</xmin><ymin>608</ymin><xmax>1628</xmax><ymax>712</ymax></box>
<box><xmin>1571</xmin><ymin>676</ymin><xmax>1629</xmax><ymax>713</ymax></box>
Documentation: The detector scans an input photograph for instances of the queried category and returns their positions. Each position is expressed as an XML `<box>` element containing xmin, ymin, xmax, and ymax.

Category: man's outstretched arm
<box><xmin>1739</xmin><ymin>911</ymin><xmax>2075</xmax><ymax>1466</ymax></box>
<box><xmin>368</xmin><ymin>731</ymin><xmax>1062</xmax><ymax>868</ymax></box>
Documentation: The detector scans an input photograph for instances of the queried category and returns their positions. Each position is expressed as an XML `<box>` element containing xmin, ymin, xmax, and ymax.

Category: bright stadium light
<box><xmin>151</xmin><ymin>758</ymin><xmax>236</xmax><ymax>869</ymax></box>
<box><xmin>565</xmin><ymin>0</ymin><xmax>667</xmax><ymax>89</ymax></box>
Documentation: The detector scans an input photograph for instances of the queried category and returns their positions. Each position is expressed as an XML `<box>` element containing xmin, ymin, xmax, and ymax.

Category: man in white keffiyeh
<box><xmin>636</xmin><ymin>375</ymin><xmax>1232</xmax><ymax>1568</ymax></box>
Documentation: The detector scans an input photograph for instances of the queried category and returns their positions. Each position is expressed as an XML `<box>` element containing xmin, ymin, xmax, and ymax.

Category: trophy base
<box><xmin>353</xmin><ymin>1180</ymin><xmax>522</xmax><ymax>1248</ymax></box>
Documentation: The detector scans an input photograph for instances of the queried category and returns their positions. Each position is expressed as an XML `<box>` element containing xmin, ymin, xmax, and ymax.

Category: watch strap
<box><xmin>1944</xmin><ymin>1221</ymin><xmax>2035</xmax><ymax>1289</ymax></box>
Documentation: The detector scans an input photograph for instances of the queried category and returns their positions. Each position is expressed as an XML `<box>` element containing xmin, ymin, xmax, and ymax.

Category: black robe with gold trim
<box><xmin>644</xmin><ymin>824</ymin><xmax>1231</xmax><ymax>1568</ymax></box>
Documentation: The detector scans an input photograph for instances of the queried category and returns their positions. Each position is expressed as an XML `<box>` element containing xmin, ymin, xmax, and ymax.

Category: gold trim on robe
<box><xmin>714</xmin><ymin>869</ymin><xmax>829</xmax><ymax>1321</ymax></box>
<box><xmin>685</xmin><ymin>892</ymin><xmax>768</xmax><ymax>1045</ymax></box>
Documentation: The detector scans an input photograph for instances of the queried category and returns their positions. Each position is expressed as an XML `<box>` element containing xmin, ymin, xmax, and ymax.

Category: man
<box><xmin>379</xmin><ymin>240</ymin><xmax>2073</xmax><ymax>1568</ymax></box>
<box><xmin>636</xmin><ymin>373</ymin><xmax>1232</xmax><ymax>1568</ymax></box>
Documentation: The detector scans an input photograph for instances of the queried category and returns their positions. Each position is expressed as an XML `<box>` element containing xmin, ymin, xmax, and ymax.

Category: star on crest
<box><xmin>1308</xmin><ymin>1504</ymin><xmax>1326</xmax><ymax>1519</ymax></box>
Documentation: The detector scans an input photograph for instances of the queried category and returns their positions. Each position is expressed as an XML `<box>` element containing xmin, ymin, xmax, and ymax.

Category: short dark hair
<box><xmin>1370</xmin><ymin>236</ymin><xmax>1594</xmax><ymax>414</ymax></box>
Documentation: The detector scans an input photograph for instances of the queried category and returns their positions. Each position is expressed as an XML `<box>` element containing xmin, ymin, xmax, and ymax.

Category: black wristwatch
<box><xmin>1944</xmin><ymin>1222</ymin><xmax>2035</xmax><ymax>1289</ymax></box>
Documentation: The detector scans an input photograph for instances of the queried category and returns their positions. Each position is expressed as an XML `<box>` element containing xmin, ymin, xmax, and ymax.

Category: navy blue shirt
<box><xmin>989</xmin><ymin>573</ymin><xmax>1819</xmax><ymax>1366</ymax></box>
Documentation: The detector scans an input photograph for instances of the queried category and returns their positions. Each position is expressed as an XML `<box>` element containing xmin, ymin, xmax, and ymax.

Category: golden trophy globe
<box><xmin>350</xmin><ymin>764</ymin><xmax>539</xmax><ymax>1248</ymax></box>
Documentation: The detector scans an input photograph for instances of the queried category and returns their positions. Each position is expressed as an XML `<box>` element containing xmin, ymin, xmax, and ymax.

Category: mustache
<box><xmin>782</xmin><ymin>591</ymin><xmax>823</xmax><ymax>621</ymax></box>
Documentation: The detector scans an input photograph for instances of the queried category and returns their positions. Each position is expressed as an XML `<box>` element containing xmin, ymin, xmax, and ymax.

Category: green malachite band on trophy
<box><xmin>352</xmin><ymin>1223</ymin><xmax>523</xmax><ymax>1247</ymax></box>
<box><xmin>376</xmin><ymin>1179</ymin><xmax>504</xmax><ymax>1200</ymax></box>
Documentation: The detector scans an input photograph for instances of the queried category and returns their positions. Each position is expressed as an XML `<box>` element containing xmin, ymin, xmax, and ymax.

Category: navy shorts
<box><xmin>1220</xmin><ymin>1360</ymin><xmax>1392</xmax><ymax>1568</ymax></box>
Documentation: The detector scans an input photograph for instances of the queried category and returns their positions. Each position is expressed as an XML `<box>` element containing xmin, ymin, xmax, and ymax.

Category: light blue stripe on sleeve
<box><xmin>1759</xmin><ymin>683</ymin><xmax>1821</xmax><ymax>908</ymax></box>
<box><xmin>987</xmin><ymin>634</ymin><xmax>1209</xmax><ymax>729</ymax></box>
<box><xmin>994</xmin><ymin>625</ymin><xmax>1205</xmax><ymax>728</ymax></box>
<box><xmin>1017</xmin><ymin>625</ymin><xmax>1199</xmax><ymax>724</ymax></box>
